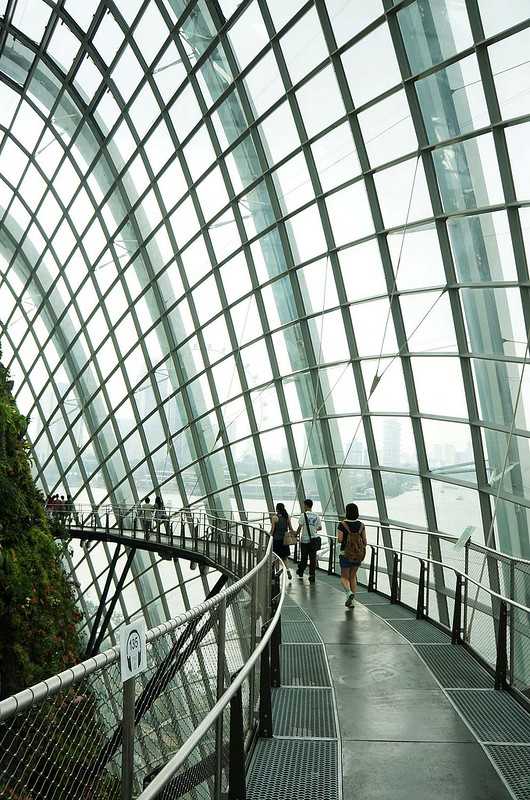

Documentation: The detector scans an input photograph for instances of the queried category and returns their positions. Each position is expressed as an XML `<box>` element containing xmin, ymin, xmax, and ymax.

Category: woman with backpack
<box><xmin>337</xmin><ymin>503</ymin><xmax>367</xmax><ymax>607</ymax></box>
<box><xmin>270</xmin><ymin>502</ymin><xmax>295</xmax><ymax>580</ymax></box>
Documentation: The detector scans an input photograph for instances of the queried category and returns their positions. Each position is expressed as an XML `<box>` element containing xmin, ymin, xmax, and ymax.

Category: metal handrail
<box><xmin>0</xmin><ymin>518</ymin><xmax>271</xmax><ymax>722</ymax></box>
<box><xmin>48</xmin><ymin>504</ymin><xmax>530</xmax><ymax>567</ymax></box>
<box><xmin>362</xmin><ymin>542</ymin><xmax>530</xmax><ymax>614</ymax></box>
<box><xmin>316</xmin><ymin>525</ymin><xmax>530</xmax><ymax>566</ymax></box>
<box><xmin>137</xmin><ymin>563</ymin><xmax>286</xmax><ymax>800</ymax></box>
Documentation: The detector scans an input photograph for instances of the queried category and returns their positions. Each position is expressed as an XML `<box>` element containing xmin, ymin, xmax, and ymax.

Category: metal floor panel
<box><xmin>357</xmin><ymin>595</ymin><xmax>393</xmax><ymax>605</ymax></box>
<box><xmin>282</xmin><ymin>605</ymin><xmax>311</xmax><ymax>622</ymax></box>
<box><xmin>389</xmin><ymin>618</ymin><xmax>452</xmax><ymax>644</ymax></box>
<box><xmin>367</xmin><ymin>603</ymin><xmax>415</xmax><ymax>620</ymax></box>
<box><xmin>281</xmin><ymin>644</ymin><xmax>331</xmax><ymax>686</ymax></box>
<box><xmin>416</xmin><ymin>644</ymin><xmax>493</xmax><ymax>688</ymax></box>
<box><xmin>282</xmin><ymin>621</ymin><xmax>322</xmax><ymax>643</ymax></box>
<box><xmin>248</xmin><ymin>739</ymin><xmax>338</xmax><ymax>800</ymax></box>
<box><xmin>486</xmin><ymin>745</ymin><xmax>530</xmax><ymax>800</ymax></box>
<box><xmin>272</xmin><ymin>687</ymin><xmax>336</xmax><ymax>738</ymax></box>
<box><xmin>447</xmin><ymin>689</ymin><xmax>530</xmax><ymax>743</ymax></box>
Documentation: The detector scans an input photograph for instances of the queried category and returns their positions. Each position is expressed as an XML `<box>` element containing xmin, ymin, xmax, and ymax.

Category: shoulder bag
<box><xmin>304</xmin><ymin>512</ymin><xmax>322</xmax><ymax>552</ymax></box>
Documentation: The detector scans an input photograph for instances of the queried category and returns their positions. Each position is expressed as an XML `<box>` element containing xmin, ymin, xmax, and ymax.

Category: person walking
<box><xmin>270</xmin><ymin>502</ymin><xmax>295</xmax><ymax>580</ymax></box>
<box><xmin>141</xmin><ymin>496</ymin><xmax>153</xmax><ymax>539</ymax></box>
<box><xmin>338</xmin><ymin>503</ymin><xmax>367</xmax><ymax>607</ymax></box>
<box><xmin>295</xmin><ymin>498</ymin><xmax>322</xmax><ymax>583</ymax></box>
<box><xmin>154</xmin><ymin>495</ymin><xmax>169</xmax><ymax>536</ymax></box>
<box><xmin>65</xmin><ymin>494</ymin><xmax>77</xmax><ymax>525</ymax></box>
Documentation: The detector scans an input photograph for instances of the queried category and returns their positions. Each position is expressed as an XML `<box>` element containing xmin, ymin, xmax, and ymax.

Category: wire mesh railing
<box><xmin>0</xmin><ymin>520</ymin><xmax>284</xmax><ymax>800</ymax></box>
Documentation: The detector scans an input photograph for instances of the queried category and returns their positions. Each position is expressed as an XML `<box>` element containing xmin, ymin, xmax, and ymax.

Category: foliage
<box><xmin>0</xmin><ymin>351</ymin><xmax>81</xmax><ymax>699</ymax></box>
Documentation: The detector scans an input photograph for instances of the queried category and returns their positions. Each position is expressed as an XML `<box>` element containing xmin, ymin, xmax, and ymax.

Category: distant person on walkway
<box><xmin>154</xmin><ymin>494</ymin><xmax>169</xmax><ymax>535</ymax></box>
<box><xmin>65</xmin><ymin>494</ymin><xmax>76</xmax><ymax>525</ymax></box>
<box><xmin>270</xmin><ymin>502</ymin><xmax>295</xmax><ymax>580</ymax></box>
<box><xmin>337</xmin><ymin>503</ymin><xmax>367</xmax><ymax>607</ymax></box>
<box><xmin>141</xmin><ymin>496</ymin><xmax>153</xmax><ymax>539</ymax></box>
<box><xmin>295</xmin><ymin>498</ymin><xmax>322</xmax><ymax>584</ymax></box>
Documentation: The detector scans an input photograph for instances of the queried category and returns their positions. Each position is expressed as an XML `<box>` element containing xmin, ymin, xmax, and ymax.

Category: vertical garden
<box><xmin>0</xmin><ymin>349</ymin><xmax>81</xmax><ymax>699</ymax></box>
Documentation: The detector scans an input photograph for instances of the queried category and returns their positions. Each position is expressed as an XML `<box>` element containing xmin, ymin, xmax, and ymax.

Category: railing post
<box><xmin>238</xmin><ymin>541</ymin><xmax>243</xmax><ymax>575</ymax></box>
<box><xmin>227</xmin><ymin>532</ymin><xmax>233</xmax><ymax>569</ymax></box>
<box><xmin>228</xmin><ymin>684</ymin><xmax>246</xmax><ymax>800</ymax></box>
<box><xmin>416</xmin><ymin>560</ymin><xmax>426</xmax><ymax>620</ymax></box>
<box><xmin>121</xmin><ymin>676</ymin><xmax>135</xmax><ymax>800</ymax></box>
<box><xmin>375</xmin><ymin>527</ymin><xmax>380</xmax><ymax>590</ymax></box>
<box><xmin>368</xmin><ymin>547</ymin><xmax>376</xmax><ymax>592</ymax></box>
<box><xmin>509</xmin><ymin>561</ymin><xmax>515</xmax><ymax>687</ymax></box>
<box><xmin>270</xmin><ymin>615</ymin><xmax>281</xmax><ymax>688</ymax></box>
<box><xmin>452</xmin><ymin>574</ymin><xmax>464</xmax><ymax>644</ymax></box>
<box><xmin>327</xmin><ymin>539</ymin><xmax>334</xmax><ymax>575</ymax></box>
<box><xmin>495</xmin><ymin>600</ymin><xmax>508</xmax><ymax>690</ymax></box>
<box><xmin>463</xmin><ymin>540</ymin><xmax>470</xmax><ymax>640</ymax></box>
<box><xmin>390</xmin><ymin>552</ymin><xmax>400</xmax><ymax>604</ymax></box>
<box><xmin>259</xmin><ymin>629</ymin><xmax>273</xmax><ymax>738</ymax></box>
<box><xmin>214</xmin><ymin>597</ymin><xmax>227</xmax><ymax>797</ymax></box>
<box><xmin>269</xmin><ymin>565</ymin><xmax>281</xmax><ymax>687</ymax></box>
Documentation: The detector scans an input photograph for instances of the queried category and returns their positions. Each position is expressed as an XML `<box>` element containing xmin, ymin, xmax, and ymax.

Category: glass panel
<box><xmin>359</xmin><ymin>89</ymin><xmax>417</xmax><ymax>168</ymax></box>
<box><xmin>416</xmin><ymin>55</ymin><xmax>489</xmax><ymax>144</ymax></box>
<box><xmin>412</xmin><ymin>356</ymin><xmax>468</xmax><ymax>417</ymax></box>
<box><xmin>423</xmin><ymin>419</ymin><xmax>476</xmax><ymax>482</ymax></box>
<box><xmin>398</xmin><ymin>0</ymin><xmax>473</xmax><ymax>74</ymax></box>
<box><xmin>341</xmin><ymin>23</ymin><xmax>401</xmax><ymax>107</ymax></box>
<box><xmin>372</xmin><ymin>417</ymin><xmax>418</xmax><ymax>469</ymax></box>
<box><xmin>433</xmin><ymin>134</ymin><xmax>504</xmax><ymax>213</ymax></box>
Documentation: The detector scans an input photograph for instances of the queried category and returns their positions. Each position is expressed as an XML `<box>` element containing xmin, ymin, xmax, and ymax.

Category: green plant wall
<box><xmin>0</xmin><ymin>351</ymin><xmax>81</xmax><ymax>699</ymax></box>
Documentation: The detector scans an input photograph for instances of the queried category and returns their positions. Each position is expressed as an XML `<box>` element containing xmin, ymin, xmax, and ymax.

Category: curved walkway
<box><xmin>254</xmin><ymin>572</ymin><xmax>515</xmax><ymax>800</ymax></box>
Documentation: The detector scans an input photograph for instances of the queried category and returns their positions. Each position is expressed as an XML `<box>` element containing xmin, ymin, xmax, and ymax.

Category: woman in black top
<box><xmin>270</xmin><ymin>502</ymin><xmax>294</xmax><ymax>580</ymax></box>
<box><xmin>337</xmin><ymin>503</ymin><xmax>367</xmax><ymax>608</ymax></box>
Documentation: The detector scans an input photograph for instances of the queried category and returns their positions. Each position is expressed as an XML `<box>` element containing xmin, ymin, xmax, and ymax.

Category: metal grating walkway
<box><xmin>486</xmin><ymin>745</ymin><xmax>530</xmax><ymax>800</ymax></box>
<box><xmin>358</xmin><ymin>589</ymin><xmax>530</xmax><ymax>799</ymax></box>
<box><xmin>280</xmin><ymin>644</ymin><xmax>331</xmax><ymax>687</ymax></box>
<box><xmin>272</xmin><ymin>687</ymin><xmax>336</xmax><ymax>738</ymax></box>
<box><xmin>281</xmin><ymin>605</ymin><xmax>310</xmax><ymax>622</ymax></box>
<box><xmin>415</xmin><ymin>644</ymin><xmax>493</xmax><ymax>688</ymax></box>
<box><xmin>247</xmin><ymin>599</ymin><xmax>339</xmax><ymax>799</ymax></box>
<box><xmin>247</xmin><ymin>739</ymin><xmax>339</xmax><ymax>800</ymax></box>
<box><xmin>281</xmin><ymin>621</ymin><xmax>322</xmax><ymax>643</ymax></box>
<box><xmin>390</xmin><ymin>618</ymin><xmax>452</xmax><ymax>644</ymax></box>
<box><xmin>447</xmin><ymin>689</ymin><xmax>530</xmax><ymax>743</ymax></box>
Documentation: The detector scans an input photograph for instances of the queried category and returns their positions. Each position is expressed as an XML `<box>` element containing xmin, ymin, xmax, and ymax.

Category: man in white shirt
<box><xmin>141</xmin><ymin>496</ymin><xmax>153</xmax><ymax>540</ymax></box>
<box><xmin>295</xmin><ymin>498</ymin><xmax>322</xmax><ymax>583</ymax></box>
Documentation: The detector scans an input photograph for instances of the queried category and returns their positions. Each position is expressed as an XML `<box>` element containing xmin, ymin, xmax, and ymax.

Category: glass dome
<box><xmin>1</xmin><ymin>0</ymin><xmax>529</xmax><ymax>629</ymax></box>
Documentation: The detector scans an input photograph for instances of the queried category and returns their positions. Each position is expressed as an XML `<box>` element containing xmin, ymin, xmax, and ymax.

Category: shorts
<box><xmin>340</xmin><ymin>556</ymin><xmax>361</xmax><ymax>569</ymax></box>
<box><xmin>273</xmin><ymin>539</ymin><xmax>290</xmax><ymax>559</ymax></box>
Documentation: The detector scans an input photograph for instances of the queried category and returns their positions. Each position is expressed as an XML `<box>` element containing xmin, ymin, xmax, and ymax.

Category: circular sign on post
<box><xmin>120</xmin><ymin>620</ymin><xmax>146</xmax><ymax>683</ymax></box>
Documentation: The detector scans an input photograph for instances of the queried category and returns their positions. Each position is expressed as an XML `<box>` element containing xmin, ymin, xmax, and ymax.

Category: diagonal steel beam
<box><xmin>0</xmin><ymin>0</ymin><xmax>19</xmax><ymax>59</ymax></box>
<box><xmin>84</xmin><ymin>543</ymin><xmax>122</xmax><ymax>659</ymax></box>
<box><xmin>85</xmin><ymin>548</ymin><xmax>136</xmax><ymax>658</ymax></box>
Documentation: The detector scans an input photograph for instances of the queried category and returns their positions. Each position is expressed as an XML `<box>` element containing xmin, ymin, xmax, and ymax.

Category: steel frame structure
<box><xmin>1</xmin><ymin>0</ymin><xmax>530</xmax><ymax>653</ymax></box>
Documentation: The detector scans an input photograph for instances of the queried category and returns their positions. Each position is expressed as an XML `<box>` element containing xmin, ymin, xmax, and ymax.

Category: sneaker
<box><xmin>345</xmin><ymin>593</ymin><xmax>355</xmax><ymax>608</ymax></box>
<box><xmin>287</xmin><ymin>570</ymin><xmax>292</xmax><ymax>581</ymax></box>
<box><xmin>309</xmin><ymin>576</ymin><xmax>315</xmax><ymax>584</ymax></box>
<box><xmin>297</xmin><ymin>572</ymin><xmax>304</xmax><ymax>580</ymax></box>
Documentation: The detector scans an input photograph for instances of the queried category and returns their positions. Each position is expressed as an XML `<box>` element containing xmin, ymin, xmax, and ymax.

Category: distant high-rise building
<box><xmin>382</xmin><ymin>420</ymin><xmax>401</xmax><ymax>467</ymax></box>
